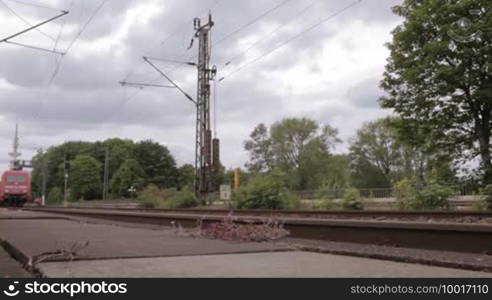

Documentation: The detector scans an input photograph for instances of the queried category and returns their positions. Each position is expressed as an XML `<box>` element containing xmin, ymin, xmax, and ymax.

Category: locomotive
<box><xmin>0</xmin><ymin>169</ymin><xmax>32</xmax><ymax>207</ymax></box>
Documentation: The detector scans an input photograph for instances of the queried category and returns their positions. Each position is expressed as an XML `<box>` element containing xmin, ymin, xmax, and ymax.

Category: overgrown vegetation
<box><xmin>394</xmin><ymin>178</ymin><xmax>453</xmax><ymax>210</ymax></box>
<box><xmin>176</xmin><ymin>213</ymin><xmax>289</xmax><ymax>242</ymax></box>
<box><xmin>480</xmin><ymin>185</ymin><xmax>492</xmax><ymax>210</ymax></box>
<box><xmin>342</xmin><ymin>188</ymin><xmax>364</xmax><ymax>210</ymax></box>
<box><xmin>233</xmin><ymin>169</ymin><xmax>299</xmax><ymax>209</ymax></box>
<box><xmin>47</xmin><ymin>187</ymin><xmax>63</xmax><ymax>204</ymax></box>
<box><xmin>137</xmin><ymin>184</ymin><xmax>198</xmax><ymax>209</ymax></box>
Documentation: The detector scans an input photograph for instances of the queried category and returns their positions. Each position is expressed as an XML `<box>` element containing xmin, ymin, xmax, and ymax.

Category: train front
<box><xmin>0</xmin><ymin>170</ymin><xmax>32</xmax><ymax>207</ymax></box>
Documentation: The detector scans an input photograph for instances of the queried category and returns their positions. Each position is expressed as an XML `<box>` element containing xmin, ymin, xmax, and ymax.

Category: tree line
<box><xmin>31</xmin><ymin>139</ymin><xmax>194</xmax><ymax>202</ymax></box>
<box><xmin>239</xmin><ymin>116</ymin><xmax>459</xmax><ymax>193</ymax></box>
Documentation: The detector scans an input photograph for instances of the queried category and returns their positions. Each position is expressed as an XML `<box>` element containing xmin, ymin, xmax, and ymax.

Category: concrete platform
<box><xmin>0</xmin><ymin>208</ymin><xmax>67</xmax><ymax>220</ymax></box>
<box><xmin>38</xmin><ymin>251</ymin><xmax>492</xmax><ymax>278</ymax></box>
<box><xmin>0</xmin><ymin>219</ymin><xmax>288</xmax><ymax>261</ymax></box>
<box><xmin>0</xmin><ymin>247</ymin><xmax>31</xmax><ymax>278</ymax></box>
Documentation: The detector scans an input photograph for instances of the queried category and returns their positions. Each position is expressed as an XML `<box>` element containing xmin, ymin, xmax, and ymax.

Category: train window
<box><xmin>6</xmin><ymin>176</ymin><xmax>26</xmax><ymax>183</ymax></box>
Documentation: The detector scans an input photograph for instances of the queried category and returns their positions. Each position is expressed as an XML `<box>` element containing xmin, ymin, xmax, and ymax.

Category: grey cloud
<box><xmin>346</xmin><ymin>77</ymin><xmax>385</xmax><ymax>108</ymax></box>
<box><xmin>0</xmin><ymin>0</ymin><xmax>404</xmax><ymax>171</ymax></box>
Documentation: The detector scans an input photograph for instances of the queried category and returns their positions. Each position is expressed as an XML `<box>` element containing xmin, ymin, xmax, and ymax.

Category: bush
<box><xmin>394</xmin><ymin>178</ymin><xmax>452</xmax><ymax>210</ymax></box>
<box><xmin>394</xmin><ymin>178</ymin><xmax>418</xmax><ymax>210</ymax></box>
<box><xmin>233</xmin><ymin>170</ymin><xmax>291</xmax><ymax>209</ymax></box>
<box><xmin>137</xmin><ymin>184</ymin><xmax>171</xmax><ymax>208</ymax></box>
<box><xmin>47</xmin><ymin>187</ymin><xmax>63</xmax><ymax>204</ymax></box>
<box><xmin>283</xmin><ymin>191</ymin><xmax>302</xmax><ymax>209</ymax></box>
<box><xmin>138</xmin><ymin>185</ymin><xmax>198</xmax><ymax>209</ymax></box>
<box><xmin>169</xmin><ymin>189</ymin><xmax>198</xmax><ymax>208</ymax></box>
<box><xmin>416</xmin><ymin>182</ymin><xmax>453</xmax><ymax>210</ymax></box>
<box><xmin>342</xmin><ymin>188</ymin><xmax>364</xmax><ymax>210</ymax></box>
<box><xmin>480</xmin><ymin>184</ymin><xmax>492</xmax><ymax>210</ymax></box>
<box><xmin>314</xmin><ymin>199</ymin><xmax>336</xmax><ymax>210</ymax></box>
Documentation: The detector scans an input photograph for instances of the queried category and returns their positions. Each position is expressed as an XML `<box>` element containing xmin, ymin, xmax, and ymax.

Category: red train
<box><xmin>0</xmin><ymin>169</ymin><xmax>32</xmax><ymax>207</ymax></box>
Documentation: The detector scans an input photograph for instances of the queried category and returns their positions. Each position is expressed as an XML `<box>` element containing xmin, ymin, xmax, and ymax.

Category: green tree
<box><xmin>244</xmin><ymin>118</ymin><xmax>340</xmax><ymax>190</ymax></box>
<box><xmin>134</xmin><ymin>140</ymin><xmax>179</xmax><ymax>188</ymax></box>
<box><xmin>350</xmin><ymin>117</ymin><xmax>429</xmax><ymax>185</ymax></box>
<box><xmin>177</xmin><ymin>164</ymin><xmax>195</xmax><ymax>189</ymax></box>
<box><xmin>69</xmin><ymin>155</ymin><xmax>102</xmax><ymax>200</ymax></box>
<box><xmin>110</xmin><ymin>159</ymin><xmax>146</xmax><ymax>197</ymax></box>
<box><xmin>244</xmin><ymin>123</ymin><xmax>275</xmax><ymax>173</ymax></box>
<box><xmin>380</xmin><ymin>0</ymin><xmax>492</xmax><ymax>183</ymax></box>
<box><xmin>47</xmin><ymin>187</ymin><xmax>63</xmax><ymax>204</ymax></box>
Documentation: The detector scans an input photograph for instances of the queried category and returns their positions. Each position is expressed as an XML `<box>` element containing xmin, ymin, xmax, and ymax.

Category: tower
<box><xmin>8</xmin><ymin>123</ymin><xmax>21</xmax><ymax>170</ymax></box>
<box><xmin>193</xmin><ymin>13</ymin><xmax>218</xmax><ymax>201</ymax></box>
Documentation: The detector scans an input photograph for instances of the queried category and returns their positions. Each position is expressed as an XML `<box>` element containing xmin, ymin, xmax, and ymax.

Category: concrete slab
<box><xmin>38</xmin><ymin>251</ymin><xmax>492</xmax><ymax>278</ymax></box>
<box><xmin>0</xmin><ymin>247</ymin><xmax>31</xmax><ymax>278</ymax></box>
<box><xmin>0</xmin><ymin>208</ymin><xmax>66</xmax><ymax>220</ymax></box>
<box><xmin>0</xmin><ymin>219</ymin><xmax>288</xmax><ymax>261</ymax></box>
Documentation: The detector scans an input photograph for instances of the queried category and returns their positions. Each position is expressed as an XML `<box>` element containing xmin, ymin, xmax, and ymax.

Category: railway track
<box><xmin>27</xmin><ymin>205</ymin><xmax>492</xmax><ymax>221</ymax></box>
<box><xmin>25</xmin><ymin>206</ymin><xmax>492</xmax><ymax>254</ymax></box>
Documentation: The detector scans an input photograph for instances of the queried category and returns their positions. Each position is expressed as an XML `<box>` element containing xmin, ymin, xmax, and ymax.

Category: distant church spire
<box><xmin>8</xmin><ymin>123</ymin><xmax>21</xmax><ymax>169</ymax></box>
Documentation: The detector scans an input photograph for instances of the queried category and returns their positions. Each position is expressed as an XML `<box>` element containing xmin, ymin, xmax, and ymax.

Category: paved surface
<box><xmin>38</xmin><ymin>251</ymin><xmax>492</xmax><ymax>278</ymax></box>
<box><xmin>0</xmin><ymin>219</ymin><xmax>287</xmax><ymax>261</ymax></box>
<box><xmin>0</xmin><ymin>209</ymin><xmax>68</xmax><ymax>220</ymax></box>
<box><xmin>1</xmin><ymin>209</ymin><xmax>491</xmax><ymax>278</ymax></box>
<box><xmin>287</xmin><ymin>238</ymin><xmax>492</xmax><ymax>272</ymax></box>
<box><xmin>0</xmin><ymin>247</ymin><xmax>31</xmax><ymax>278</ymax></box>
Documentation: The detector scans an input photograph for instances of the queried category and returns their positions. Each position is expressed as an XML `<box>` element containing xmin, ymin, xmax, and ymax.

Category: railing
<box><xmin>294</xmin><ymin>185</ymin><xmax>479</xmax><ymax>200</ymax></box>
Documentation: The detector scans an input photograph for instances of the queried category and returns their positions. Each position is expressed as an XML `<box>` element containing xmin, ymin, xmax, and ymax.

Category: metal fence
<box><xmin>294</xmin><ymin>185</ymin><xmax>479</xmax><ymax>200</ymax></box>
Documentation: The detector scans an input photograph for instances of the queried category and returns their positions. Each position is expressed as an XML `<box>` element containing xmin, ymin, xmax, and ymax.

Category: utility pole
<box><xmin>193</xmin><ymin>13</ymin><xmax>218</xmax><ymax>203</ymax></box>
<box><xmin>120</xmin><ymin>13</ymin><xmax>221</xmax><ymax>203</ymax></box>
<box><xmin>63</xmin><ymin>154</ymin><xmax>69</xmax><ymax>203</ymax></box>
<box><xmin>103</xmin><ymin>146</ymin><xmax>110</xmax><ymax>201</ymax></box>
<box><xmin>41</xmin><ymin>153</ymin><xmax>47</xmax><ymax>206</ymax></box>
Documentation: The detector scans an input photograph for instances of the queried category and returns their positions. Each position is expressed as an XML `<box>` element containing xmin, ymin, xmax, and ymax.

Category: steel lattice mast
<box><xmin>193</xmin><ymin>13</ymin><xmax>217</xmax><ymax>202</ymax></box>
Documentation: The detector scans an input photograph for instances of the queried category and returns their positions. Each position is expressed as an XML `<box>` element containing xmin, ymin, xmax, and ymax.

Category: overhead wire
<box><xmin>218</xmin><ymin>0</ymin><xmax>363</xmax><ymax>82</ymax></box>
<box><xmin>121</xmin><ymin>0</ymin><xmax>223</xmax><ymax>83</ymax></box>
<box><xmin>4</xmin><ymin>0</ymin><xmax>61</xmax><ymax>11</ymax></box>
<box><xmin>0</xmin><ymin>0</ymin><xmax>57</xmax><ymax>42</ymax></box>
<box><xmin>32</xmin><ymin>0</ymin><xmax>105</xmax><ymax>121</ymax></box>
<box><xmin>221</xmin><ymin>0</ymin><xmax>323</xmax><ymax>68</ymax></box>
<box><xmin>168</xmin><ymin>0</ymin><xmax>295</xmax><ymax>77</ymax></box>
<box><xmin>213</xmin><ymin>0</ymin><xmax>294</xmax><ymax>47</ymax></box>
<box><xmin>48</xmin><ymin>0</ymin><xmax>109</xmax><ymax>85</ymax></box>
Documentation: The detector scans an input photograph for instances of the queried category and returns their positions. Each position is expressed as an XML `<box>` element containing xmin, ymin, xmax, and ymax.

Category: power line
<box><xmin>48</xmin><ymin>0</ymin><xmax>109</xmax><ymax>84</ymax></box>
<box><xmin>4</xmin><ymin>0</ymin><xmax>61</xmax><ymax>11</ymax></box>
<box><xmin>168</xmin><ymin>0</ymin><xmax>295</xmax><ymax>77</ymax></box>
<box><xmin>213</xmin><ymin>0</ymin><xmax>294</xmax><ymax>47</ymax></box>
<box><xmin>222</xmin><ymin>0</ymin><xmax>323</xmax><ymax>68</ymax></box>
<box><xmin>218</xmin><ymin>0</ymin><xmax>363</xmax><ymax>82</ymax></box>
<box><xmin>0</xmin><ymin>0</ymin><xmax>57</xmax><ymax>41</ymax></box>
<box><xmin>122</xmin><ymin>0</ymin><xmax>223</xmax><ymax>83</ymax></box>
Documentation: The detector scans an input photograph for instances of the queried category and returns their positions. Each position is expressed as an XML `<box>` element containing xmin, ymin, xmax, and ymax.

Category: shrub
<box><xmin>315</xmin><ymin>184</ymin><xmax>336</xmax><ymax>200</ymax></box>
<box><xmin>480</xmin><ymin>184</ymin><xmax>492</xmax><ymax>210</ymax></box>
<box><xmin>47</xmin><ymin>187</ymin><xmax>63</xmax><ymax>204</ymax></box>
<box><xmin>342</xmin><ymin>188</ymin><xmax>364</xmax><ymax>210</ymax></box>
<box><xmin>169</xmin><ymin>189</ymin><xmax>198</xmax><ymax>208</ymax></box>
<box><xmin>416</xmin><ymin>182</ymin><xmax>453</xmax><ymax>210</ymax></box>
<box><xmin>137</xmin><ymin>185</ymin><xmax>198</xmax><ymax>209</ymax></box>
<box><xmin>315</xmin><ymin>184</ymin><xmax>339</xmax><ymax>210</ymax></box>
<box><xmin>234</xmin><ymin>170</ymin><xmax>287</xmax><ymax>209</ymax></box>
<box><xmin>282</xmin><ymin>191</ymin><xmax>302</xmax><ymax>209</ymax></box>
<box><xmin>137</xmin><ymin>184</ymin><xmax>171</xmax><ymax>208</ymax></box>
<box><xmin>394</xmin><ymin>178</ymin><xmax>418</xmax><ymax>210</ymax></box>
<box><xmin>180</xmin><ymin>213</ymin><xmax>290</xmax><ymax>242</ymax></box>
<box><xmin>394</xmin><ymin>178</ymin><xmax>452</xmax><ymax>210</ymax></box>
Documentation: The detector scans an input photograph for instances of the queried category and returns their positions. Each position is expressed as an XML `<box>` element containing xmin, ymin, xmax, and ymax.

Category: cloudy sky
<box><xmin>0</xmin><ymin>0</ymin><xmax>403</xmax><ymax>170</ymax></box>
